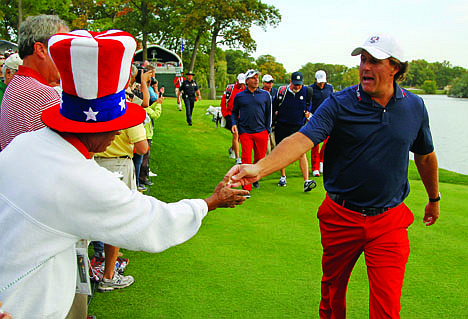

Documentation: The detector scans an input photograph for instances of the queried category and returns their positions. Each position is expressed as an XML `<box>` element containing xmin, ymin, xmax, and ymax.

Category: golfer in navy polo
<box><xmin>228</xmin><ymin>34</ymin><xmax>440</xmax><ymax>318</ymax></box>
<box><xmin>231</xmin><ymin>69</ymin><xmax>272</xmax><ymax>193</ymax></box>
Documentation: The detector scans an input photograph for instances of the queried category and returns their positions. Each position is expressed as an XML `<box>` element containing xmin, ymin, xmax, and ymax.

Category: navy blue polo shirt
<box><xmin>231</xmin><ymin>88</ymin><xmax>272</xmax><ymax>134</ymax></box>
<box><xmin>309</xmin><ymin>82</ymin><xmax>334</xmax><ymax>114</ymax></box>
<box><xmin>273</xmin><ymin>86</ymin><xmax>310</xmax><ymax>126</ymax></box>
<box><xmin>299</xmin><ymin>82</ymin><xmax>434</xmax><ymax>207</ymax></box>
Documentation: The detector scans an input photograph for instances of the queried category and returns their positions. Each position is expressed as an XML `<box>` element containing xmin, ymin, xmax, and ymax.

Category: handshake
<box><xmin>204</xmin><ymin>164</ymin><xmax>260</xmax><ymax>211</ymax></box>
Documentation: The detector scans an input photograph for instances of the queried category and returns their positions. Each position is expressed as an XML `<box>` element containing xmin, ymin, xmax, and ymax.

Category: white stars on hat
<box><xmin>83</xmin><ymin>107</ymin><xmax>99</xmax><ymax>121</ymax></box>
<box><xmin>119</xmin><ymin>97</ymin><xmax>126</xmax><ymax>111</ymax></box>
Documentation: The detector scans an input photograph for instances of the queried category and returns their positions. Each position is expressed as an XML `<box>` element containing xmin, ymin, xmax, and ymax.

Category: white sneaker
<box><xmin>235</xmin><ymin>158</ymin><xmax>242</xmax><ymax>165</ymax></box>
<box><xmin>319</xmin><ymin>162</ymin><xmax>324</xmax><ymax>174</ymax></box>
<box><xmin>149</xmin><ymin>171</ymin><xmax>158</xmax><ymax>177</ymax></box>
<box><xmin>228</xmin><ymin>147</ymin><xmax>235</xmax><ymax>159</ymax></box>
<box><xmin>313</xmin><ymin>170</ymin><xmax>320</xmax><ymax>177</ymax></box>
<box><xmin>98</xmin><ymin>272</ymin><xmax>134</xmax><ymax>292</ymax></box>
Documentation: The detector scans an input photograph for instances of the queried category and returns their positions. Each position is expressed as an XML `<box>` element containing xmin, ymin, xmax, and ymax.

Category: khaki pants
<box><xmin>94</xmin><ymin>157</ymin><xmax>137</xmax><ymax>190</ymax></box>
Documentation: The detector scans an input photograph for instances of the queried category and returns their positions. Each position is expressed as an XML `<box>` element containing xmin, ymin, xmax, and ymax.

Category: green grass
<box><xmin>88</xmin><ymin>98</ymin><xmax>468</xmax><ymax>318</ymax></box>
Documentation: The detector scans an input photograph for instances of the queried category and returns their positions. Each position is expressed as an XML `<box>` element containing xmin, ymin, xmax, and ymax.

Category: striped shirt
<box><xmin>0</xmin><ymin>66</ymin><xmax>60</xmax><ymax>150</ymax></box>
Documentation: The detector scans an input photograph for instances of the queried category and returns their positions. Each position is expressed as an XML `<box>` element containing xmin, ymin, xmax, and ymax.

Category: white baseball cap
<box><xmin>4</xmin><ymin>53</ymin><xmax>23</xmax><ymax>71</ymax></box>
<box><xmin>237</xmin><ymin>73</ymin><xmax>246</xmax><ymax>84</ymax></box>
<box><xmin>351</xmin><ymin>33</ymin><xmax>405</xmax><ymax>62</ymax></box>
<box><xmin>315</xmin><ymin>70</ymin><xmax>326</xmax><ymax>83</ymax></box>
<box><xmin>245</xmin><ymin>69</ymin><xmax>260</xmax><ymax>80</ymax></box>
<box><xmin>262</xmin><ymin>74</ymin><xmax>274</xmax><ymax>82</ymax></box>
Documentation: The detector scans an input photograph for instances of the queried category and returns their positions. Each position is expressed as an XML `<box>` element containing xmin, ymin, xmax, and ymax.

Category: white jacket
<box><xmin>0</xmin><ymin>128</ymin><xmax>208</xmax><ymax>318</ymax></box>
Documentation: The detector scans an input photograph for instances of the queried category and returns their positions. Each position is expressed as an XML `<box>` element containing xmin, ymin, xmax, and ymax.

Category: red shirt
<box><xmin>220</xmin><ymin>82</ymin><xmax>245</xmax><ymax>117</ymax></box>
<box><xmin>0</xmin><ymin>66</ymin><xmax>60</xmax><ymax>149</ymax></box>
<box><xmin>173</xmin><ymin>76</ymin><xmax>186</xmax><ymax>88</ymax></box>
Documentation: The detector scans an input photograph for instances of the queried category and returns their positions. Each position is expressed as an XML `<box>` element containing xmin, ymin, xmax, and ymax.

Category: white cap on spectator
<box><xmin>237</xmin><ymin>73</ymin><xmax>246</xmax><ymax>84</ymax></box>
<box><xmin>315</xmin><ymin>70</ymin><xmax>326</xmax><ymax>83</ymax></box>
<box><xmin>245</xmin><ymin>69</ymin><xmax>260</xmax><ymax>80</ymax></box>
<box><xmin>351</xmin><ymin>33</ymin><xmax>404</xmax><ymax>62</ymax></box>
<box><xmin>262</xmin><ymin>74</ymin><xmax>274</xmax><ymax>82</ymax></box>
<box><xmin>4</xmin><ymin>53</ymin><xmax>23</xmax><ymax>71</ymax></box>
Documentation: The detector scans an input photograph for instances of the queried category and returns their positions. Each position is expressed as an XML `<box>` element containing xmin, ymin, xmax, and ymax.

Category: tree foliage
<box><xmin>449</xmin><ymin>73</ymin><xmax>468</xmax><ymax>98</ymax></box>
<box><xmin>422</xmin><ymin>80</ymin><xmax>437</xmax><ymax>94</ymax></box>
<box><xmin>225</xmin><ymin>49</ymin><xmax>255</xmax><ymax>75</ymax></box>
<box><xmin>299</xmin><ymin>63</ymin><xmax>359</xmax><ymax>89</ymax></box>
<box><xmin>402</xmin><ymin>59</ymin><xmax>467</xmax><ymax>90</ymax></box>
<box><xmin>201</xmin><ymin>0</ymin><xmax>281</xmax><ymax>99</ymax></box>
<box><xmin>3</xmin><ymin>2</ymin><xmax>468</xmax><ymax>98</ymax></box>
<box><xmin>256</xmin><ymin>54</ymin><xmax>286</xmax><ymax>83</ymax></box>
<box><xmin>0</xmin><ymin>0</ymin><xmax>74</xmax><ymax>40</ymax></box>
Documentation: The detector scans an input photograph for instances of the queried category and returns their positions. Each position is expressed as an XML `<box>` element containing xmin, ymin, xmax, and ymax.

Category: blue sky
<box><xmin>250</xmin><ymin>0</ymin><xmax>468</xmax><ymax>72</ymax></box>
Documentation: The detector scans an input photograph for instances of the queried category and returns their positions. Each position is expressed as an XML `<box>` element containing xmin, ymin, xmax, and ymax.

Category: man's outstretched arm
<box><xmin>227</xmin><ymin>132</ymin><xmax>314</xmax><ymax>187</ymax></box>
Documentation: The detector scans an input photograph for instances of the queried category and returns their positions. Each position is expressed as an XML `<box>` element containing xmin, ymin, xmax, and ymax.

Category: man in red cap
<box><xmin>0</xmin><ymin>30</ymin><xmax>248</xmax><ymax>318</ymax></box>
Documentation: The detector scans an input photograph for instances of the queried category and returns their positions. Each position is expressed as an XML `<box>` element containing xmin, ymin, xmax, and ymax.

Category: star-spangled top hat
<box><xmin>41</xmin><ymin>30</ymin><xmax>146</xmax><ymax>133</ymax></box>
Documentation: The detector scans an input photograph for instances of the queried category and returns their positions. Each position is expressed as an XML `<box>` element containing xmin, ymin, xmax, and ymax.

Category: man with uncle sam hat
<box><xmin>0</xmin><ymin>30</ymin><xmax>248</xmax><ymax>318</ymax></box>
<box><xmin>228</xmin><ymin>33</ymin><xmax>440</xmax><ymax>318</ymax></box>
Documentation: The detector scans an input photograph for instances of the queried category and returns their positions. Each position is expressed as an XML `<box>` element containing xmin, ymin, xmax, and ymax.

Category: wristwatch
<box><xmin>429</xmin><ymin>192</ymin><xmax>441</xmax><ymax>202</ymax></box>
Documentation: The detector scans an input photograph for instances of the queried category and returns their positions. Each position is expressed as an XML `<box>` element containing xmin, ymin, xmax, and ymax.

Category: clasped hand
<box><xmin>205</xmin><ymin>176</ymin><xmax>250</xmax><ymax>211</ymax></box>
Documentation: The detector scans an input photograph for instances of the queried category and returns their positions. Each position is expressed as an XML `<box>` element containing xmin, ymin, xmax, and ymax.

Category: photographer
<box><xmin>130</xmin><ymin>65</ymin><xmax>152</xmax><ymax>108</ymax></box>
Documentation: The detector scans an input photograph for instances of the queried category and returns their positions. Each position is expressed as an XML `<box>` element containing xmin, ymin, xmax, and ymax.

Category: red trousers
<box><xmin>310</xmin><ymin>137</ymin><xmax>328</xmax><ymax>171</ymax></box>
<box><xmin>239</xmin><ymin>130</ymin><xmax>269</xmax><ymax>191</ymax></box>
<box><xmin>318</xmin><ymin>194</ymin><xmax>414</xmax><ymax>319</ymax></box>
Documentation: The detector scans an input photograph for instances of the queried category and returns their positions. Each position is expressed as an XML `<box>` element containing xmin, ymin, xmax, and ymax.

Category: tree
<box><xmin>340</xmin><ymin>67</ymin><xmax>360</xmax><ymax>89</ymax></box>
<box><xmin>449</xmin><ymin>73</ymin><xmax>468</xmax><ymax>98</ymax></box>
<box><xmin>402</xmin><ymin>59</ymin><xmax>435</xmax><ymax>88</ymax></box>
<box><xmin>256</xmin><ymin>54</ymin><xmax>286</xmax><ymax>83</ymax></box>
<box><xmin>196</xmin><ymin>0</ymin><xmax>280</xmax><ymax>99</ymax></box>
<box><xmin>431</xmin><ymin>61</ymin><xmax>453</xmax><ymax>90</ymax></box>
<box><xmin>225</xmin><ymin>49</ymin><xmax>255</xmax><ymax>75</ymax></box>
<box><xmin>299</xmin><ymin>62</ymin><xmax>351</xmax><ymax>88</ymax></box>
<box><xmin>0</xmin><ymin>0</ymin><xmax>74</xmax><ymax>41</ymax></box>
<box><xmin>421</xmin><ymin>80</ymin><xmax>437</xmax><ymax>94</ymax></box>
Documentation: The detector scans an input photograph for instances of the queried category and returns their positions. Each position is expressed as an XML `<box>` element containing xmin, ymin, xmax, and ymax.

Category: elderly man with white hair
<box><xmin>0</xmin><ymin>53</ymin><xmax>22</xmax><ymax>104</ymax></box>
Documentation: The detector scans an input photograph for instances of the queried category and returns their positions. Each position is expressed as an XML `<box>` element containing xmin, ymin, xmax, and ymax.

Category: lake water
<box><xmin>419</xmin><ymin>94</ymin><xmax>468</xmax><ymax>176</ymax></box>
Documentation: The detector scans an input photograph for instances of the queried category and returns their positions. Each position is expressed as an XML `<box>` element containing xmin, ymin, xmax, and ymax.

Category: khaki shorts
<box><xmin>94</xmin><ymin>157</ymin><xmax>137</xmax><ymax>190</ymax></box>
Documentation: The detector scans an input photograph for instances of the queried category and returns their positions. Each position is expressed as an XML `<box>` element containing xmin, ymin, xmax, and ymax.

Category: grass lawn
<box><xmin>88</xmin><ymin>98</ymin><xmax>468</xmax><ymax>318</ymax></box>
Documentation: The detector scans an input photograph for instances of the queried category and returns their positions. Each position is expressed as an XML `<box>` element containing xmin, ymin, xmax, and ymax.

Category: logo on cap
<box><xmin>369</xmin><ymin>36</ymin><xmax>380</xmax><ymax>43</ymax></box>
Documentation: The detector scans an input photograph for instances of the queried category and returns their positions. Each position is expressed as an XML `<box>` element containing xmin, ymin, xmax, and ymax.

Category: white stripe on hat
<box><xmin>71</xmin><ymin>32</ymin><xmax>99</xmax><ymax>100</ymax></box>
<box><xmin>98</xmin><ymin>33</ymin><xmax>136</xmax><ymax>92</ymax></box>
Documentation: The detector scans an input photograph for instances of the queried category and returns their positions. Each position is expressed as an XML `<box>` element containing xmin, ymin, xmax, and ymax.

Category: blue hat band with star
<box><xmin>60</xmin><ymin>90</ymin><xmax>127</xmax><ymax>123</ymax></box>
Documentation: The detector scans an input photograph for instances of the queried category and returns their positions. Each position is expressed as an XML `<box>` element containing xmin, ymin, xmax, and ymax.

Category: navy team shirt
<box><xmin>309</xmin><ymin>82</ymin><xmax>334</xmax><ymax>114</ymax></box>
<box><xmin>231</xmin><ymin>88</ymin><xmax>272</xmax><ymax>134</ymax></box>
<box><xmin>299</xmin><ymin>82</ymin><xmax>434</xmax><ymax>207</ymax></box>
<box><xmin>273</xmin><ymin>86</ymin><xmax>310</xmax><ymax>126</ymax></box>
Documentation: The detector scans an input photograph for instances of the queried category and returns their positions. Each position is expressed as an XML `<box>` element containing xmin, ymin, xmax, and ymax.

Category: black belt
<box><xmin>328</xmin><ymin>193</ymin><xmax>393</xmax><ymax>216</ymax></box>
